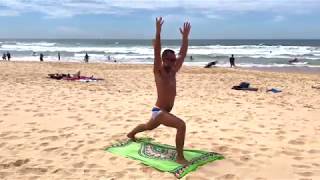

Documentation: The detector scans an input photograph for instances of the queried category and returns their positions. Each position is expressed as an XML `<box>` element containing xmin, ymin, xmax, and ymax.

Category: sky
<box><xmin>0</xmin><ymin>0</ymin><xmax>319</xmax><ymax>39</ymax></box>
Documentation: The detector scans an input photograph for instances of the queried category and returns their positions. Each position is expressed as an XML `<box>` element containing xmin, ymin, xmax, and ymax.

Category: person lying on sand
<box><xmin>127</xmin><ymin>17</ymin><xmax>191</xmax><ymax>165</ymax></box>
<box><xmin>48</xmin><ymin>71</ymin><xmax>81</xmax><ymax>80</ymax></box>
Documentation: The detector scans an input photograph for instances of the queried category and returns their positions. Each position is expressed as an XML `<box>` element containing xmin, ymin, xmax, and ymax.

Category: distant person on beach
<box><xmin>40</xmin><ymin>53</ymin><xmax>44</xmax><ymax>61</ymax></box>
<box><xmin>127</xmin><ymin>17</ymin><xmax>191</xmax><ymax>165</ymax></box>
<box><xmin>58</xmin><ymin>52</ymin><xmax>61</xmax><ymax>61</ymax></box>
<box><xmin>229</xmin><ymin>54</ymin><xmax>235</xmax><ymax>67</ymax></box>
<box><xmin>190</xmin><ymin>55</ymin><xmax>193</xmax><ymax>60</ymax></box>
<box><xmin>84</xmin><ymin>53</ymin><xmax>89</xmax><ymax>63</ymax></box>
<box><xmin>6</xmin><ymin>52</ymin><xmax>11</xmax><ymax>61</ymax></box>
<box><xmin>2</xmin><ymin>53</ymin><xmax>6</xmax><ymax>61</ymax></box>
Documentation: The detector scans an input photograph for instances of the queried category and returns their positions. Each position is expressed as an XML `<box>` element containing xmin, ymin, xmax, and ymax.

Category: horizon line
<box><xmin>1</xmin><ymin>38</ymin><xmax>320</xmax><ymax>40</ymax></box>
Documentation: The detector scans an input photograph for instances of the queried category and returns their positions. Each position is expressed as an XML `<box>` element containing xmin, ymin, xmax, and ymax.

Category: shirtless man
<box><xmin>127</xmin><ymin>17</ymin><xmax>191</xmax><ymax>165</ymax></box>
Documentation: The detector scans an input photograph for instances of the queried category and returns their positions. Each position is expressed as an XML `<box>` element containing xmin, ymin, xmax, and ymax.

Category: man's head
<box><xmin>162</xmin><ymin>49</ymin><xmax>176</xmax><ymax>69</ymax></box>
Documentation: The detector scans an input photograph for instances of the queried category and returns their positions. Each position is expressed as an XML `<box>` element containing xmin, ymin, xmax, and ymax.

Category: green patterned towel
<box><xmin>105</xmin><ymin>138</ymin><xmax>224</xmax><ymax>179</ymax></box>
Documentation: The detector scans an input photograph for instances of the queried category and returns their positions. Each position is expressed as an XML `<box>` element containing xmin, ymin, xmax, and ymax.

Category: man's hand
<box><xmin>156</xmin><ymin>17</ymin><xmax>164</xmax><ymax>34</ymax></box>
<box><xmin>154</xmin><ymin>17</ymin><xmax>164</xmax><ymax>73</ymax></box>
<box><xmin>175</xmin><ymin>21</ymin><xmax>191</xmax><ymax>72</ymax></box>
<box><xmin>179</xmin><ymin>22</ymin><xmax>191</xmax><ymax>38</ymax></box>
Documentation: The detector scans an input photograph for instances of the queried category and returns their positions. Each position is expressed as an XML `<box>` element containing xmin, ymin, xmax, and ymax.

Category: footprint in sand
<box><xmin>31</xmin><ymin>128</ymin><xmax>38</xmax><ymax>132</ymax></box>
<box><xmin>220</xmin><ymin>129</ymin><xmax>232</xmax><ymax>132</ymax></box>
<box><xmin>60</xmin><ymin>152</ymin><xmax>68</xmax><ymax>156</ymax></box>
<box><xmin>139</xmin><ymin>166</ymin><xmax>153</xmax><ymax>173</ymax></box>
<box><xmin>308</xmin><ymin>149</ymin><xmax>320</xmax><ymax>154</ymax></box>
<box><xmin>240</xmin><ymin>155</ymin><xmax>251</xmax><ymax>162</ymax></box>
<box><xmin>13</xmin><ymin>159</ymin><xmax>30</xmax><ymax>167</ymax></box>
<box><xmin>296</xmin><ymin>171</ymin><xmax>313</xmax><ymax>177</ymax></box>
<box><xmin>0</xmin><ymin>159</ymin><xmax>30</xmax><ymax>169</ymax></box>
<box><xmin>312</xmin><ymin>163</ymin><xmax>320</xmax><ymax>167</ymax></box>
<box><xmin>126</xmin><ymin>161</ymin><xmax>135</xmax><ymax>165</ymax></box>
<box><xmin>109</xmin><ymin>157</ymin><xmax>118</xmax><ymax>161</ymax></box>
<box><xmin>43</xmin><ymin>147</ymin><xmax>60</xmax><ymax>152</ymax></box>
<box><xmin>216</xmin><ymin>173</ymin><xmax>239</xmax><ymax>180</ymax></box>
<box><xmin>110</xmin><ymin>171</ymin><xmax>126</xmax><ymax>179</ymax></box>
<box><xmin>87</xmin><ymin>164</ymin><xmax>100</xmax><ymax>168</ymax></box>
<box><xmin>18</xmin><ymin>167</ymin><xmax>48</xmax><ymax>175</ymax></box>
<box><xmin>259</xmin><ymin>147</ymin><xmax>269</xmax><ymax>151</ymax></box>
<box><xmin>275</xmin><ymin>130</ymin><xmax>286</xmax><ymax>135</ymax></box>
<box><xmin>40</xmin><ymin>136</ymin><xmax>59</xmax><ymax>141</ymax></box>
<box><xmin>3</xmin><ymin>135</ymin><xmax>19</xmax><ymax>140</ymax></box>
<box><xmin>38</xmin><ymin>129</ymin><xmax>53</xmax><ymax>133</ymax></box>
<box><xmin>292</xmin><ymin>164</ymin><xmax>311</xmax><ymax>169</ymax></box>
<box><xmin>0</xmin><ymin>142</ymin><xmax>7</xmax><ymax>148</ymax></box>
<box><xmin>52</xmin><ymin>168</ymin><xmax>72</xmax><ymax>176</ymax></box>
<box><xmin>293</xmin><ymin>156</ymin><xmax>304</xmax><ymax>160</ymax></box>
<box><xmin>277</xmin><ymin>136</ymin><xmax>286</xmax><ymax>141</ymax></box>
<box><xmin>217</xmin><ymin>146</ymin><xmax>229</xmax><ymax>152</ymax></box>
<box><xmin>33</xmin><ymin>113</ymin><xmax>45</xmax><ymax>117</ymax></box>
<box><xmin>84</xmin><ymin>148</ymin><xmax>98</xmax><ymax>155</ymax></box>
<box><xmin>85</xmin><ymin>140</ymin><xmax>95</xmax><ymax>145</ymax></box>
<box><xmin>72</xmin><ymin>144</ymin><xmax>84</xmax><ymax>151</ymax></box>
<box><xmin>72</xmin><ymin>161</ymin><xmax>85</xmax><ymax>168</ymax></box>
<box><xmin>163</xmin><ymin>133</ymin><xmax>170</xmax><ymax>138</ymax></box>
<box><xmin>40</xmin><ymin>142</ymin><xmax>49</xmax><ymax>147</ymax></box>
<box><xmin>255</xmin><ymin>178</ymin><xmax>267</xmax><ymax>180</ymax></box>
<box><xmin>288</xmin><ymin>139</ymin><xmax>305</xmax><ymax>145</ymax></box>
<box><xmin>282</xmin><ymin>150</ymin><xmax>301</xmax><ymax>157</ymax></box>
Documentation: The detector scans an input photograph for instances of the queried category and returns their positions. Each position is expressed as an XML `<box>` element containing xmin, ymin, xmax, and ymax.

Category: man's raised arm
<box><xmin>175</xmin><ymin>22</ymin><xmax>191</xmax><ymax>72</ymax></box>
<box><xmin>154</xmin><ymin>17</ymin><xmax>164</xmax><ymax>73</ymax></box>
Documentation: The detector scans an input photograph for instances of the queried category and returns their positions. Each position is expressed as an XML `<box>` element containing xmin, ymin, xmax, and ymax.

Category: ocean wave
<box><xmin>1</xmin><ymin>42</ymin><xmax>320</xmax><ymax>63</ymax></box>
<box><xmin>16</xmin><ymin>42</ymin><xmax>56</xmax><ymax>47</ymax></box>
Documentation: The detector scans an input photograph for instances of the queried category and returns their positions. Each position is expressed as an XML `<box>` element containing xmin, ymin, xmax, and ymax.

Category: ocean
<box><xmin>1</xmin><ymin>39</ymin><xmax>320</xmax><ymax>68</ymax></box>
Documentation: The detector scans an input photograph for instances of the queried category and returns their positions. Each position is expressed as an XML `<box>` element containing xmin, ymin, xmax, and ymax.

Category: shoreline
<box><xmin>1</xmin><ymin>60</ymin><xmax>320</xmax><ymax>75</ymax></box>
<box><xmin>243</xmin><ymin>66</ymin><xmax>320</xmax><ymax>74</ymax></box>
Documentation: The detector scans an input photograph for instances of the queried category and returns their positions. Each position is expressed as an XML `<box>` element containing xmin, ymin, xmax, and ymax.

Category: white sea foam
<box><xmin>1</xmin><ymin>42</ymin><xmax>320</xmax><ymax>60</ymax></box>
<box><xmin>1</xmin><ymin>41</ymin><xmax>320</xmax><ymax>68</ymax></box>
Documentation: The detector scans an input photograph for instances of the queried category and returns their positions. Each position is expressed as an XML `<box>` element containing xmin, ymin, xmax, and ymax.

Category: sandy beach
<box><xmin>0</xmin><ymin>61</ymin><xmax>319</xmax><ymax>180</ymax></box>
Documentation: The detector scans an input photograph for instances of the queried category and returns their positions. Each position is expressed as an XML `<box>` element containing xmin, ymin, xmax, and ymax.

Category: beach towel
<box><xmin>106</xmin><ymin>138</ymin><xmax>224</xmax><ymax>179</ymax></box>
<box><xmin>63</xmin><ymin>76</ymin><xmax>104</xmax><ymax>82</ymax></box>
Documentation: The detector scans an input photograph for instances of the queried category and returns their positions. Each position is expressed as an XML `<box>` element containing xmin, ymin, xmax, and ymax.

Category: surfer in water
<box><xmin>289</xmin><ymin>58</ymin><xmax>299</xmax><ymax>64</ymax></box>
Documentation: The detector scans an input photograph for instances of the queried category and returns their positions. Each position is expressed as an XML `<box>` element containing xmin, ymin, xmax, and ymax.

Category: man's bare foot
<box><xmin>127</xmin><ymin>132</ymin><xmax>136</xmax><ymax>141</ymax></box>
<box><xmin>176</xmin><ymin>157</ymin><xmax>189</xmax><ymax>165</ymax></box>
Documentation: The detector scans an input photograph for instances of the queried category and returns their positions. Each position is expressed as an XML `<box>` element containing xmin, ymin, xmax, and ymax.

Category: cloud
<box><xmin>0</xmin><ymin>10</ymin><xmax>19</xmax><ymax>16</ymax></box>
<box><xmin>273</xmin><ymin>15</ymin><xmax>286</xmax><ymax>22</ymax></box>
<box><xmin>0</xmin><ymin>0</ymin><xmax>318</xmax><ymax>18</ymax></box>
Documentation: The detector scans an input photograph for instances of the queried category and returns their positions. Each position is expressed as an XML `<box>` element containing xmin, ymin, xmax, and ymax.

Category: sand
<box><xmin>0</xmin><ymin>61</ymin><xmax>319</xmax><ymax>180</ymax></box>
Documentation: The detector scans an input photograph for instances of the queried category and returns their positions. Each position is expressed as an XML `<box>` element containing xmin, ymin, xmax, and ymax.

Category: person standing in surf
<box><xmin>229</xmin><ymin>54</ymin><xmax>236</xmax><ymax>68</ymax></box>
<box><xmin>84</xmin><ymin>53</ymin><xmax>89</xmax><ymax>63</ymax></box>
<box><xmin>127</xmin><ymin>17</ymin><xmax>191</xmax><ymax>165</ymax></box>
